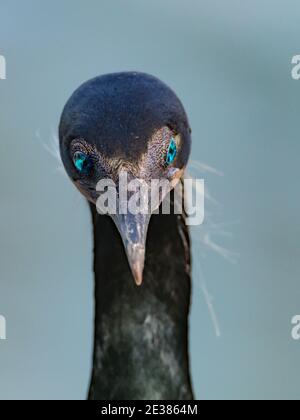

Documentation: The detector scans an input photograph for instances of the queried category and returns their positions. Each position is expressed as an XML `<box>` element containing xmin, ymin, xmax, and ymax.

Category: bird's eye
<box><xmin>73</xmin><ymin>151</ymin><xmax>92</xmax><ymax>175</ymax></box>
<box><xmin>166</xmin><ymin>137</ymin><xmax>177</xmax><ymax>165</ymax></box>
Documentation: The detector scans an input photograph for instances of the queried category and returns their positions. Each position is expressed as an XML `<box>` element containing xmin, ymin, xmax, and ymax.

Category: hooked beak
<box><xmin>111</xmin><ymin>212</ymin><xmax>151</xmax><ymax>286</ymax></box>
<box><xmin>96</xmin><ymin>169</ymin><xmax>180</xmax><ymax>286</ymax></box>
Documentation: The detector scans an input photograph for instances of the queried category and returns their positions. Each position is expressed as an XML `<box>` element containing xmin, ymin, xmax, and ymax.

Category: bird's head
<box><xmin>59</xmin><ymin>72</ymin><xmax>191</xmax><ymax>286</ymax></box>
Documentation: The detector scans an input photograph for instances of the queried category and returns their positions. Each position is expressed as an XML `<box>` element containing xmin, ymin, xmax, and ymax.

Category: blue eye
<box><xmin>166</xmin><ymin>137</ymin><xmax>177</xmax><ymax>165</ymax></box>
<box><xmin>73</xmin><ymin>151</ymin><xmax>92</xmax><ymax>175</ymax></box>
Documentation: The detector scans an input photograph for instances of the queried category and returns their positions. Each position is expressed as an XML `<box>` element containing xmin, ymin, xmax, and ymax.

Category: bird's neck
<box><xmin>88</xmin><ymin>203</ymin><xmax>193</xmax><ymax>400</ymax></box>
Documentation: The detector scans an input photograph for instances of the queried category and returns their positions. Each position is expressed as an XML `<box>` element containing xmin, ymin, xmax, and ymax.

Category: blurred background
<box><xmin>0</xmin><ymin>0</ymin><xmax>299</xmax><ymax>400</ymax></box>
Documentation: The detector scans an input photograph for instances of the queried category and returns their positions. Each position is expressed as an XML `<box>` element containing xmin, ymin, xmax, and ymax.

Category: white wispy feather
<box><xmin>38</xmin><ymin>129</ymin><xmax>65</xmax><ymax>175</ymax></box>
<box><xmin>186</xmin><ymin>159</ymin><xmax>238</xmax><ymax>337</ymax></box>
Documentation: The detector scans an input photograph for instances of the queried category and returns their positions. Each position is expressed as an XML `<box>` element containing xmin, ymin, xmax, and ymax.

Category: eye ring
<box><xmin>166</xmin><ymin>137</ymin><xmax>177</xmax><ymax>165</ymax></box>
<box><xmin>73</xmin><ymin>151</ymin><xmax>93</xmax><ymax>175</ymax></box>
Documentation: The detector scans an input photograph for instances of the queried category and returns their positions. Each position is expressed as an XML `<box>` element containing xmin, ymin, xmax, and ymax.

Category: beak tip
<box><xmin>112</xmin><ymin>212</ymin><xmax>149</xmax><ymax>288</ymax></box>
<box><xmin>135</xmin><ymin>278</ymin><xmax>143</xmax><ymax>287</ymax></box>
<box><xmin>126</xmin><ymin>245</ymin><xmax>145</xmax><ymax>287</ymax></box>
<box><xmin>131</xmin><ymin>262</ymin><xmax>144</xmax><ymax>286</ymax></box>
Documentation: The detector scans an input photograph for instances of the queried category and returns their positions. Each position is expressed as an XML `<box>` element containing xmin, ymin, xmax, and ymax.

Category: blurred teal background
<box><xmin>0</xmin><ymin>0</ymin><xmax>299</xmax><ymax>400</ymax></box>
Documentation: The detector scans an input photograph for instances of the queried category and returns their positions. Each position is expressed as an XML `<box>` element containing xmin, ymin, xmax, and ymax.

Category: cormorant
<box><xmin>59</xmin><ymin>72</ymin><xmax>194</xmax><ymax>400</ymax></box>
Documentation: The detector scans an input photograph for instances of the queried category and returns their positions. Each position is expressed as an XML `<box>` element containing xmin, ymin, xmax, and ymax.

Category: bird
<box><xmin>59</xmin><ymin>72</ymin><xmax>194</xmax><ymax>400</ymax></box>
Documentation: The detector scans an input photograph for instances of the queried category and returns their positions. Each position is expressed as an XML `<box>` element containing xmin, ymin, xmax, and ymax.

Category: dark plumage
<box><xmin>59</xmin><ymin>72</ymin><xmax>194</xmax><ymax>400</ymax></box>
